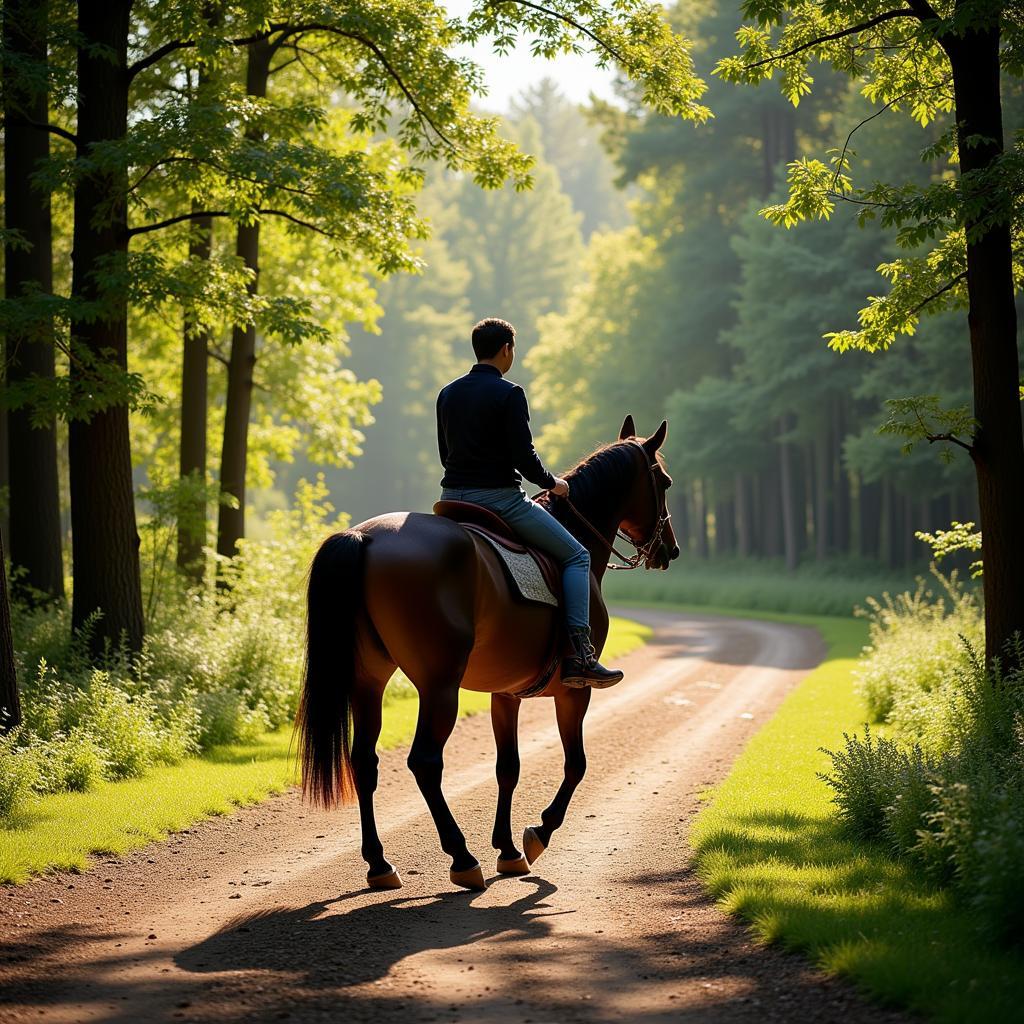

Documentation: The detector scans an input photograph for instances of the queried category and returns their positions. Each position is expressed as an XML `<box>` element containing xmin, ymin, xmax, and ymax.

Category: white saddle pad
<box><xmin>463</xmin><ymin>526</ymin><xmax>559</xmax><ymax>608</ymax></box>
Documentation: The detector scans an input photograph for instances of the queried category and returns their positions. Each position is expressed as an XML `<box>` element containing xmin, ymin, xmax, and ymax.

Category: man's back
<box><xmin>436</xmin><ymin>363</ymin><xmax>555</xmax><ymax>491</ymax></box>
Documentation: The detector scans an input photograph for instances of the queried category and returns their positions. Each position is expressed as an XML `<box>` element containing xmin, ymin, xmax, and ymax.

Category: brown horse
<box><xmin>297</xmin><ymin>415</ymin><xmax>678</xmax><ymax>891</ymax></box>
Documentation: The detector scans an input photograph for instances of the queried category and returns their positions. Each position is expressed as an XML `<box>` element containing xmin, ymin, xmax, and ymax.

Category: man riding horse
<box><xmin>298</xmin><ymin>320</ymin><xmax>678</xmax><ymax>890</ymax></box>
<box><xmin>436</xmin><ymin>317</ymin><xmax>622</xmax><ymax>689</ymax></box>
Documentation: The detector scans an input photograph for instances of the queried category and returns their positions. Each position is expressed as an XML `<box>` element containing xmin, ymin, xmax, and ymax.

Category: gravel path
<box><xmin>0</xmin><ymin>610</ymin><xmax>907</xmax><ymax>1024</ymax></box>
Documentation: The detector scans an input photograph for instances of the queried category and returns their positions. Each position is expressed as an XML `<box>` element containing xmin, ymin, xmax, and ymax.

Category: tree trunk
<box><xmin>692</xmin><ymin>479</ymin><xmax>708</xmax><ymax>559</ymax></box>
<box><xmin>216</xmin><ymin>40</ymin><xmax>273</xmax><ymax>562</ymax></box>
<box><xmin>69</xmin><ymin>0</ymin><xmax>144</xmax><ymax>655</ymax></box>
<box><xmin>881</xmin><ymin>479</ymin><xmax>895</xmax><ymax>569</ymax></box>
<box><xmin>761</xmin><ymin>466</ymin><xmax>781</xmax><ymax>559</ymax></box>
<box><xmin>814</xmin><ymin>434</ymin><xmax>828</xmax><ymax>561</ymax></box>
<box><xmin>779</xmin><ymin>416</ymin><xmax>798</xmax><ymax>572</ymax></box>
<box><xmin>833</xmin><ymin>401</ymin><xmax>851</xmax><ymax>554</ymax></box>
<box><xmin>673</xmin><ymin>487</ymin><xmax>690</xmax><ymax>556</ymax></box>
<box><xmin>177</xmin><ymin>209</ymin><xmax>212</xmax><ymax>580</ymax></box>
<box><xmin>0</xmin><ymin>530</ymin><xmax>19</xmax><ymax>732</ymax></box>
<box><xmin>735</xmin><ymin>472</ymin><xmax>750</xmax><ymax>558</ymax></box>
<box><xmin>715</xmin><ymin>495</ymin><xmax>735</xmax><ymax>557</ymax></box>
<box><xmin>948</xmin><ymin>29</ymin><xmax>1024</xmax><ymax>665</ymax></box>
<box><xmin>3</xmin><ymin>0</ymin><xmax>64</xmax><ymax>604</ymax></box>
<box><xmin>860</xmin><ymin>478</ymin><xmax>882</xmax><ymax>561</ymax></box>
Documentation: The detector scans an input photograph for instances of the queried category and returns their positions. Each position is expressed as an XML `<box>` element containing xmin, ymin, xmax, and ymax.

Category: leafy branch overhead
<box><xmin>714</xmin><ymin>0</ymin><xmax>1024</xmax><ymax>353</ymax></box>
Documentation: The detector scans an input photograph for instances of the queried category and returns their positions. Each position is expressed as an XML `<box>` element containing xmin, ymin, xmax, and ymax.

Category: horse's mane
<box><xmin>536</xmin><ymin>439</ymin><xmax>650</xmax><ymax>525</ymax></box>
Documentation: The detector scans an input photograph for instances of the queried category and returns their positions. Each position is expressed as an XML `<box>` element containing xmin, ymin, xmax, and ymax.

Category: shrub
<box><xmin>0</xmin><ymin>729</ymin><xmax>34</xmax><ymax>821</ymax></box>
<box><xmin>2</xmin><ymin>476</ymin><xmax>346</xmax><ymax>823</ymax></box>
<box><xmin>854</xmin><ymin>573</ymin><xmax>982</xmax><ymax>730</ymax></box>
<box><xmin>822</xmin><ymin>573</ymin><xmax>1024</xmax><ymax>946</ymax></box>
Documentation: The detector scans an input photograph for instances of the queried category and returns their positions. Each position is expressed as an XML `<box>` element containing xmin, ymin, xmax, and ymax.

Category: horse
<box><xmin>296</xmin><ymin>414</ymin><xmax>679</xmax><ymax>891</ymax></box>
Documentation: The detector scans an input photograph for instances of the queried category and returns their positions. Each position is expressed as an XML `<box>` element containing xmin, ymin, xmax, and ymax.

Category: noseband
<box><xmin>560</xmin><ymin>441</ymin><xmax>672</xmax><ymax>571</ymax></box>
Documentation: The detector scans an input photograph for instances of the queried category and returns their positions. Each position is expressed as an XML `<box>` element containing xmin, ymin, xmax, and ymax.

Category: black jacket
<box><xmin>436</xmin><ymin>363</ymin><xmax>557</xmax><ymax>490</ymax></box>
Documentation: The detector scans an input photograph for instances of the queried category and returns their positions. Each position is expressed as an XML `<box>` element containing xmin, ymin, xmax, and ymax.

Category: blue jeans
<box><xmin>441</xmin><ymin>486</ymin><xmax>590</xmax><ymax>630</ymax></box>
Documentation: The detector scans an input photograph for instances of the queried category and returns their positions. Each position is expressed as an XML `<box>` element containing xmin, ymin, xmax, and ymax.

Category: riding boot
<box><xmin>561</xmin><ymin>627</ymin><xmax>624</xmax><ymax>689</ymax></box>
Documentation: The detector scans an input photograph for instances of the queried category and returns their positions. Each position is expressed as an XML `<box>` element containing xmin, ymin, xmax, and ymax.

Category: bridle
<box><xmin>557</xmin><ymin>440</ymin><xmax>672</xmax><ymax>571</ymax></box>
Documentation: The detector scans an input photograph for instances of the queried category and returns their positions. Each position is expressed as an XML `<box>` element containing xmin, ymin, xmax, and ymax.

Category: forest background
<box><xmin>2</xmin><ymin>0</ymin><xmax>1024</xmax><ymax>995</ymax></box>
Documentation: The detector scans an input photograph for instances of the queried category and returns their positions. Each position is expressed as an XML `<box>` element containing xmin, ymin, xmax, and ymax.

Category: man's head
<box><xmin>472</xmin><ymin>317</ymin><xmax>515</xmax><ymax>373</ymax></box>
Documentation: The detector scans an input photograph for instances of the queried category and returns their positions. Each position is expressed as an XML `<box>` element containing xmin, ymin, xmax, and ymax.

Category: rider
<box><xmin>436</xmin><ymin>317</ymin><xmax>623</xmax><ymax>689</ymax></box>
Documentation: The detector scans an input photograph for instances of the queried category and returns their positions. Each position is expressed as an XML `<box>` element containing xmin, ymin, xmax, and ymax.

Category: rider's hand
<box><xmin>551</xmin><ymin>477</ymin><xmax>569</xmax><ymax>497</ymax></box>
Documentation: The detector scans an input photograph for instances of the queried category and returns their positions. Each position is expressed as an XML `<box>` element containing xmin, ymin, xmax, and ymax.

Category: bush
<box><xmin>1</xmin><ymin>476</ymin><xmax>345</xmax><ymax>823</ymax></box>
<box><xmin>822</xmin><ymin>573</ymin><xmax>1024</xmax><ymax>946</ymax></box>
<box><xmin>0</xmin><ymin>729</ymin><xmax>34</xmax><ymax>821</ymax></box>
<box><xmin>854</xmin><ymin>573</ymin><xmax>982</xmax><ymax>730</ymax></box>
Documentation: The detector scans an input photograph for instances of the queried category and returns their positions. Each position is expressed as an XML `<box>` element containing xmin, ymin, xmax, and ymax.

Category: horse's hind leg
<box><xmin>491</xmin><ymin>694</ymin><xmax>529</xmax><ymax>875</ymax></box>
<box><xmin>523</xmin><ymin>687</ymin><xmax>592</xmax><ymax>866</ymax></box>
<box><xmin>351</xmin><ymin>680</ymin><xmax>399</xmax><ymax>888</ymax></box>
<box><xmin>407</xmin><ymin>682</ymin><xmax>485</xmax><ymax>890</ymax></box>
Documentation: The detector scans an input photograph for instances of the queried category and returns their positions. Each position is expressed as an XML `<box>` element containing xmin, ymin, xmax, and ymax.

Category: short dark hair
<box><xmin>472</xmin><ymin>318</ymin><xmax>515</xmax><ymax>360</ymax></box>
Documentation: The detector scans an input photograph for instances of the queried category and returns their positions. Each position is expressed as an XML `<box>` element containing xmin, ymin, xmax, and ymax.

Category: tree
<box><xmin>2</xmin><ymin>0</ymin><xmax>64</xmax><ymax>603</ymax></box>
<box><xmin>717</xmin><ymin>0</ymin><xmax>1024</xmax><ymax>662</ymax></box>
<box><xmin>0</xmin><ymin>530</ymin><xmax>18</xmax><ymax>732</ymax></box>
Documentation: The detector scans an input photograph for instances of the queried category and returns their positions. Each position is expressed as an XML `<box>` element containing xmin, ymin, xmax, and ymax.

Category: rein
<box><xmin>557</xmin><ymin>441</ymin><xmax>671</xmax><ymax>571</ymax></box>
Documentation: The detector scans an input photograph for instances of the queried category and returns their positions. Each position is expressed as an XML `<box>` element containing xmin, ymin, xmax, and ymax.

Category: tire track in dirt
<box><xmin>0</xmin><ymin>610</ymin><xmax>907</xmax><ymax>1024</ymax></box>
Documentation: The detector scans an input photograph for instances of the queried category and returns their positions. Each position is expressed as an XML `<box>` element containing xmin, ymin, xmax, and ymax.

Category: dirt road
<box><xmin>0</xmin><ymin>610</ymin><xmax>904</xmax><ymax>1024</ymax></box>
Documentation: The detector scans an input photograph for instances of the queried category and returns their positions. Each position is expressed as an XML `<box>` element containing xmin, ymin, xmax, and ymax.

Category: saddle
<box><xmin>433</xmin><ymin>500</ymin><xmax>563</xmax><ymax>698</ymax></box>
<box><xmin>432</xmin><ymin>500</ymin><xmax>563</xmax><ymax>605</ymax></box>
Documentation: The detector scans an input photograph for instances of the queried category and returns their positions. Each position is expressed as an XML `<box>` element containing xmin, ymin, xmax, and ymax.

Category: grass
<box><xmin>0</xmin><ymin>615</ymin><xmax>648</xmax><ymax>884</ymax></box>
<box><xmin>620</xmin><ymin>600</ymin><xmax>1024</xmax><ymax>1023</ymax></box>
<box><xmin>605</xmin><ymin>557</ymin><xmax>923</xmax><ymax>617</ymax></box>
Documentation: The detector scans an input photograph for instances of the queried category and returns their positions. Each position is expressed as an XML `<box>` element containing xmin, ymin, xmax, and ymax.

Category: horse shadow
<box><xmin>176</xmin><ymin>875</ymin><xmax>564</xmax><ymax>991</ymax></box>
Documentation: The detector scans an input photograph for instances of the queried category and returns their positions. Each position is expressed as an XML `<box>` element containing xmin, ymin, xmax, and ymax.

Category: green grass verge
<box><xmin>604</xmin><ymin>558</ymin><xmax>925</xmax><ymax>617</ymax></box>
<box><xmin>0</xmin><ymin>616</ymin><xmax>647</xmax><ymax>884</ymax></box>
<box><xmin>617</xmin><ymin>600</ymin><xmax>1024</xmax><ymax>1023</ymax></box>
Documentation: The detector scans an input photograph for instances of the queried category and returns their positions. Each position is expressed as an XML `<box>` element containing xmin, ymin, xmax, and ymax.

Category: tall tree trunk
<box><xmin>673</xmin><ymin>488</ymin><xmax>690</xmax><ymax>556</ymax></box>
<box><xmin>735</xmin><ymin>472</ymin><xmax>750</xmax><ymax>558</ymax></box>
<box><xmin>216</xmin><ymin>40</ymin><xmax>273</xmax><ymax>562</ymax></box>
<box><xmin>947</xmin><ymin>29</ymin><xmax>1024</xmax><ymax>665</ymax></box>
<box><xmin>778</xmin><ymin>416</ymin><xmax>798</xmax><ymax>572</ymax></box>
<box><xmin>715</xmin><ymin>494</ymin><xmax>735</xmax><ymax>557</ymax></box>
<box><xmin>860</xmin><ymin>478</ymin><xmax>882</xmax><ymax>561</ymax></box>
<box><xmin>177</xmin><ymin>209</ymin><xmax>212</xmax><ymax>580</ymax></box>
<box><xmin>881</xmin><ymin>479</ymin><xmax>895</xmax><ymax>569</ymax></box>
<box><xmin>814</xmin><ymin>433</ymin><xmax>828</xmax><ymax>561</ymax></box>
<box><xmin>3</xmin><ymin>0</ymin><xmax>64</xmax><ymax>604</ymax></box>
<box><xmin>0</xmin><ymin>531</ymin><xmax>19</xmax><ymax>732</ymax></box>
<box><xmin>692</xmin><ymin>479</ymin><xmax>708</xmax><ymax>559</ymax></box>
<box><xmin>69</xmin><ymin>0</ymin><xmax>144</xmax><ymax>655</ymax></box>
<box><xmin>761</xmin><ymin>466</ymin><xmax>781</xmax><ymax>559</ymax></box>
<box><xmin>833</xmin><ymin>401</ymin><xmax>851</xmax><ymax>554</ymax></box>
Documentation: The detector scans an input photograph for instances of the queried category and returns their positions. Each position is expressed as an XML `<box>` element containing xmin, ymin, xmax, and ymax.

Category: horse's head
<box><xmin>617</xmin><ymin>414</ymin><xmax>679</xmax><ymax>570</ymax></box>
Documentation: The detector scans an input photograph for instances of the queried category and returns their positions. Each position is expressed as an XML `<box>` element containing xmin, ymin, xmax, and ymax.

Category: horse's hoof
<box><xmin>523</xmin><ymin>827</ymin><xmax>546</xmax><ymax>866</ymax></box>
<box><xmin>450</xmin><ymin>862</ymin><xmax>487</xmax><ymax>891</ymax></box>
<box><xmin>496</xmin><ymin>855</ymin><xmax>531</xmax><ymax>876</ymax></box>
<box><xmin>367</xmin><ymin>868</ymin><xmax>402</xmax><ymax>890</ymax></box>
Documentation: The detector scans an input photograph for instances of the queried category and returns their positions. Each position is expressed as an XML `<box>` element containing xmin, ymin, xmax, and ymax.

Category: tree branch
<box><xmin>127</xmin><ymin>21</ymin><xmax>459</xmax><ymax>152</ymax></box>
<box><xmin>3</xmin><ymin>117</ymin><xmax>77</xmax><ymax>145</ymax></box>
<box><xmin>126</xmin><ymin>207</ymin><xmax>332</xmax><ymax>238</ymax></box>
<box><xmin>831</xmin><ymin>76</ymin><xmax>952</xmax><ymax>192</ymax></box>
<box><xmin>127</xmin><ymin>210</ymin><xmax>234</xmax><ymax>237</ymax></box>
<box><xmin>908</xmin><ymin>271</ymin><xmax>967</xmax><ymax>317</ymax></box>
<box><xmin>207</xmin><ymin>347</ymin><xmax>230</xmax><ymax>368</ymax></box>
<box><xmin>743</xmin><ymin>9</ymin><xmax>918</xmax><ymax>70</ymax></box>
<box><xmin>487</xmin><ymin>0</ymin><xmax>627</xmax><ymax>64</ymax></box>
<box><xmin>925</xmin><ymin>431</ymin><xmax>973</xmax><ymax>453</ymax></box>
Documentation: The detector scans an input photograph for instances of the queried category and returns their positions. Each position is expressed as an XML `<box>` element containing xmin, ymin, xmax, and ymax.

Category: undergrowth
<box><xmin>821</xmin><ymin>571</ymin><xmax>1024</xmax><ymax>945</ymax></box>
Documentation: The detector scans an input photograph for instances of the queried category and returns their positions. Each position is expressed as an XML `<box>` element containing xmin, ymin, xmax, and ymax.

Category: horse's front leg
<box><xmin>490</xmin><ymin>693</ymin><xmax>530</xmax><ymax>875</ymax></box>
<box><xmin>407</xmin><ymin>682</ymin><xmax>485</xmax><ymax>890</ymax></box>
<box><xmin>523</xmin><ymin>686</ymin><xmax>592</xmax><ymax>866</ymax></box>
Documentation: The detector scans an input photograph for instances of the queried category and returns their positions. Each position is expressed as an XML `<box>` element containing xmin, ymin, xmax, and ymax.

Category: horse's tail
<box><xmin>297</xmin><ymin>529</ymin><xmax>366</xmax><ymax>808</ymax></box>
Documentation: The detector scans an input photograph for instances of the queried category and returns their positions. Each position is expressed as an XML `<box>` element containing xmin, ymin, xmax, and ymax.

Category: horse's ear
<box><xmin>619</xmin><ymin>414</ymin><xmax>636</xmax><ymax>440</ymax></box>
<box><xmin>644</xmin><ymin>420</ymin><xmax>667</xmax><ymax>452</ymax></box>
